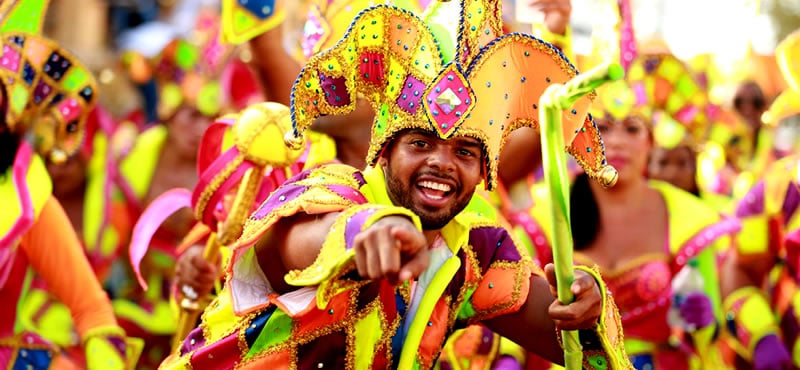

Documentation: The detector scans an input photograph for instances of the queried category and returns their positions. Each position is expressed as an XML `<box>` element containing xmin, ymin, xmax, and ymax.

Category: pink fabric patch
<box><xmin>423</xmin><ymin>66</ymin><xmax>473</xmax><ymax>137</ymax></box>
<box><xmin>0</xmin><ymin>45</ymin><xmax>20</xmax><ymax>72</ymax></box>
<box><xmin>57</xmin><ymin>98</ymin><xmax>81</xmax><ymax>122</ymax></box>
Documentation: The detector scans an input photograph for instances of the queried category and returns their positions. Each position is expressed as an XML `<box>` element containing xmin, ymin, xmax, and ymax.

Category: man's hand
<box><xmin>544</xmin><ymin>263</ymin><xmax>602</xmax><ymax>330</ymax></box>
<box><xmin>174</xmin><ymin>244</ymin><xmax>220</xmax><ymax>299</ymax></box>
<box><xmin>353</xmin><ymin>215</ymin><xmax>429</xmax><ymax>285</ymax></box>
<box><xmin>526</xmin><ymin>0</ymin><xmax>571</xmax><ymax>35</ymax></box>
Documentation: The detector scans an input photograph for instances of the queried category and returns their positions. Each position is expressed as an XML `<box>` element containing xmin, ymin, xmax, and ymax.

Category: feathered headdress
<box><xmin>287</xmin><ymin>0</ymin><xmax>613</xmax><ymax>190</ymax></box>
<box><xmin>0</xmin><ymin>0</ymin><xmax>98</xmax><ymax>163</ymax></box>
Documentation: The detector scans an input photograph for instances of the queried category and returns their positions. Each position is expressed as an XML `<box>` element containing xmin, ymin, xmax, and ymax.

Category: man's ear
<box><xmin>377</xmin><ymin>155</ymin><xmax>388</xmax><ymax>168</ymax></box>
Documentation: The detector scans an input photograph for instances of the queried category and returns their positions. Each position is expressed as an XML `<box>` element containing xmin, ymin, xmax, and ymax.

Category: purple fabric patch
<box><xmin>344</xmin><ymin>208</ymin><xmax>375</xmax><ymax>251</ymax></box>
<box><xmin>325</xmin><ymin>184</ymin><xmax>367</xmax><ymax>204</ymax></box>
<box><xmin>736</xmin><ymin>180</ymin><xmax>765</xmax><ymax>217</ymax></box>
<box><xmin>468</xmin><ymin>227</ymin><xmax>521</xmax><ymax>272</ymax></box>
<box><xmin>107</xmin><ymin>336</ymin><xmax>127</xmax><ymax>358</ymax></box>
<box><xmin>476</xmin><ymin>326</ymin><xmax>495</xmax><ymax>354</ymax></box>
<box><xmin>319</xmin><ymin>72</ymin><xmax>350</xmax><ymax>107</ymax></box>
<box><xmin>352</xmin><ymin>171</ymin><xmax>366</xmax><ymax>187</ymax></box>
<box><xmin>397</xmin><ymin>74</ymin><xmax>425</xmax><ymax>115</ymax></box>
<box><xmin>782</xmin><ymin>182</ymin><xmax>800</xmax><ymax>226</ymax></box>
<box><xmin>251</xmin><ymin>184</ymin><xmax>309</xmax><ymax>220</ymax></box>
<box><xmin>33</xmin><ymin>80</ymin><xmax>52</xmax><ymax>104</ymax></box>
<box><xmin>180</xmin><ymin>327</ymin><xmax>206</xmax><ymax>355</ymax></box>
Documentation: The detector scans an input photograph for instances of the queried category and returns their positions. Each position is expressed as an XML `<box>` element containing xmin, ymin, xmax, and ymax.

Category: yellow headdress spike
<box><xmin>762</xmin><ymin>30</ymin><xmax>800</xmax><ymax>126</ymax></box>
<box><xmin>288</xmin><ymin>0</ymin><xmax>611</xmax><ymax>190</ymax></box>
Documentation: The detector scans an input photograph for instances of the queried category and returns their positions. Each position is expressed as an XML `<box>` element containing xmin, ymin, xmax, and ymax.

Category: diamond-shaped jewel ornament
<box><xmin>435</xmin><ymin>88</ymin><xmax>461</xmax><ymax>114</ymax></box>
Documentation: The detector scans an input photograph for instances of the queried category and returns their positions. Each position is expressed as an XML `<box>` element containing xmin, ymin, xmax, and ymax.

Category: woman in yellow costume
<box><xmin>0</xmin><ymin>0</ymin><xmax>141</xmax><ymax>368</ymax></box>
<box><xmin>720</xmin><ymin>29</ymin><xmax>800</xmax><ymax>370</ymax></box>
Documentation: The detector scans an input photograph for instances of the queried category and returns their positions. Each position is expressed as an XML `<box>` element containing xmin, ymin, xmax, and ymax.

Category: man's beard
<box><xmin>384</xmin><ymin>164</ymin><xmax>473</xmax><ymax>230</ymax></box>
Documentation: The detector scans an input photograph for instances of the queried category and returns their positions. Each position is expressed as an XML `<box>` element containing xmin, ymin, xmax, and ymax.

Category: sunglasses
<box><xmin>734</xmin><ymin>95</ymin><xmax>766</xmax><ymax>110</ymax></box>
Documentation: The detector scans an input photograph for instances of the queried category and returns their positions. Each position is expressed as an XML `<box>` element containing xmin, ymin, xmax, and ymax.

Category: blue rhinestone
<box><xmin>572</xmin><ymin>109</ymin><xmax>577</xmax><ymax>115</ymax></box>
<box><xmin>487</xmin><ymin>82</ymin><xmax>491</xmax><ymax>87</ymax></box>
<box><xmin>421</xmin><ymin>45</ymin><xmax>426</xmax><ymax>51</ymax></box>
<box><xmin>424</xmin><ymin>64</ymin><xmax>429</xmax><ymax>69</ymax></box>
<box><xmin>414</xmin><ymin>91</ymin><xmax>419</xmax><ymax>96</ymax></box>
<box><xmin>489</xmin><ymin>119</ymin><xmax>494</xmax><ymax>125</ymax></box>
<box><xmin>448</xmin><ymin>75</ymin><xmax>454</xmax><ymax>81</ymax></box>
<box><xmin>455</xmin><ymin>111</ymin><xmax>461</xmax><ymax>117</ymax></box>
<box><xmin>433</xmin><ymin>111</ymin><xmax>439</xmax><ymax>116</ymax></box>
<box><xmin>442</xmin><ymin>123</ymin><xmax>448</xmax><ymax>128</ymax></box>
<box><xmin>586</xmin><ymin>147</ymin><xmax>592</xmax><ymax>152</ymax></box>
<box><xmin>465</xmin><ymin>99</ymin><xmax>470</xmax><ymax>104</ymax></box>
<box><xmin>436</xmin><ymin>87</ymin><xmax>441</xmax><ymax>92</ymax></box>
<box><xmin>488</xmin><ymin>283</ymin><xmax>494</xmax><ymax>289</ymax></box>
<box><xmin>524</xmin><ymin>51</ymin><xmax>530</xmax><ymax>56</ymax></box>
<box><xmin>409</xmin><ymin>102</ymin><xmax>414</xmax><ymax>107</ymax></box>
<box><xmin>521</xmin><ymin>77</ymin><xmax>526</xmax><ymax>82</ymax></box>
<box><xmin>471</xmin><ymin>26</ymin><xmax>476</xmax><ymax>31</ymax></box>
<box><xmin>458</xmin><ymin>87</ymin><xmax>463</xmax><ymax>93</ymax></box>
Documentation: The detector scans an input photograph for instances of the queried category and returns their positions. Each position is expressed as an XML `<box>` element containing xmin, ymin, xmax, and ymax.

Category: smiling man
<box><xmin>161</xmin><ymin>1</ymin><xmax>630</xmax><ymax>369</ymax></box>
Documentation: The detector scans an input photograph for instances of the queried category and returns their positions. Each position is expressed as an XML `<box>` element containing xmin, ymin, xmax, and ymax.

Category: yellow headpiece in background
<box><xmin>121</xmin><ymin>9</ymin><xmax>235</xmax><ymax>121</ymax></box>
<box><xmin>0</xmin><ymin>0</ymin><xmax>98</xmax><ymax>163</ymax></box>
<box><xmin>626</xmin><ymin>53</ymin><xmax>710</xmax><ymax>150</ymax></box>
<box><xmin>288</xmin><ymin>0</ymin><xmax>613</xmax><ymax>190</ymax></box>
<box><xmin>762</xmin><ymin>29</ymin><xmax>800</xmax><ymax>126</ymax></box>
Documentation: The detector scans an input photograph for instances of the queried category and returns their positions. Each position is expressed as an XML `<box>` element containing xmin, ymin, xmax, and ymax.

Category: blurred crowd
<box><xmin>2</xmin><ymin>0</ymin><xmax>800</xmax><ymax>369</ymax></box>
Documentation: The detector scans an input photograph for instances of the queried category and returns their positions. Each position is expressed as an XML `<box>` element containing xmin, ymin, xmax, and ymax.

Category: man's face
<box><xmin>380</xmin><ymin>129</ymin><xmax>483</xmax><ymax>230</ymax></box>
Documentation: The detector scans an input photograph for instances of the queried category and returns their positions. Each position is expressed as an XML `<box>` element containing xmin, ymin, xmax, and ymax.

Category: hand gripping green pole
<box><xmin>538</xmin><ymin>62</ymin><xmax>624</xmax><ymax>369</ymax></box>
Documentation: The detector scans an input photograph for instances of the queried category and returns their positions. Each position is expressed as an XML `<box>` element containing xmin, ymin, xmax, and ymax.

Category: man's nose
<box><xmin>426</xmin><ymin>146</ymin><xmax>456</xmax><ymax>172</ymax></box>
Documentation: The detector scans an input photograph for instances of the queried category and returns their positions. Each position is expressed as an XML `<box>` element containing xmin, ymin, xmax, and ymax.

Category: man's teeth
<box><xmin>419</xmin><ymin>181</ymin><xmax>452</xmax><ymax>193</ymax></box>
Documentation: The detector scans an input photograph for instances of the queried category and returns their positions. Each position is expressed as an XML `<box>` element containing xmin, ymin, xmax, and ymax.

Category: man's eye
<box><xmin>412</xmin><ymin>140</ymin><xmax>428</xmax><ymax>148</ymax></box>
<box><xmin>457</xmin><ymin>149</ymin><xmax>475</xmax><ymax>157</ymax></box>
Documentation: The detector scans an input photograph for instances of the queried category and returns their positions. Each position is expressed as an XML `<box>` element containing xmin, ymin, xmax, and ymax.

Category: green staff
<box><xmin>539</xmin><ymin>62</ymin><xmax>624</xmax><ymax>369</ymax></box>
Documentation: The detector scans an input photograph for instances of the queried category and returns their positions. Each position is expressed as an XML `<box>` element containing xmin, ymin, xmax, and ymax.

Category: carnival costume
<box><xmin>0</xmin><ymin>0</ymin><xmax>141</xmax><ymax>368</ymax></box>
<box><xmin>161</xmin><ymin>0</ymin><xmax>629</xmax><ymax>368</ymax></box>
<box><xmin>17</xmin><ymin>106</ymin><xmax>140</xmax><ymax>365</ymax></box>
<box><xmin>728</xmin><ymin>29</ymin><xmax>800</xmax><ymax>368</ymax></box>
